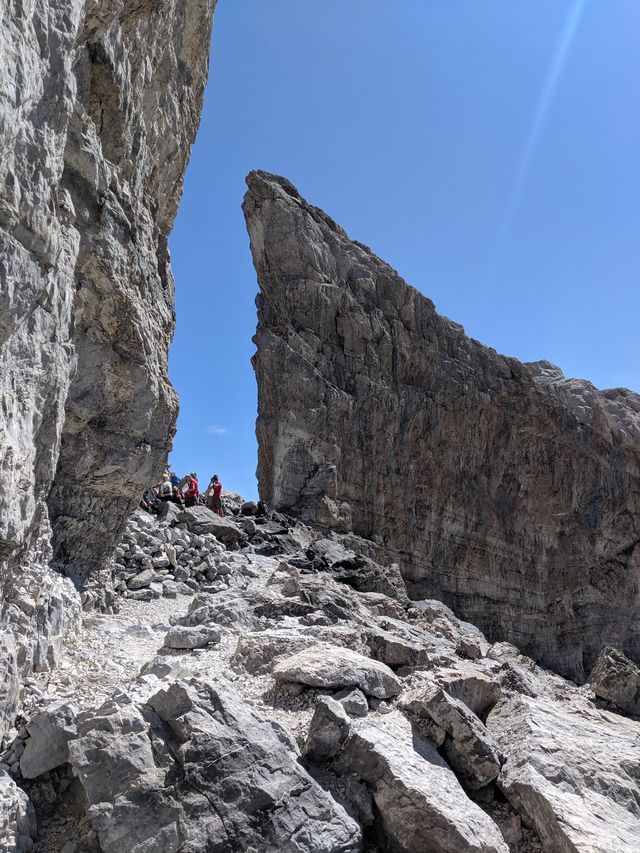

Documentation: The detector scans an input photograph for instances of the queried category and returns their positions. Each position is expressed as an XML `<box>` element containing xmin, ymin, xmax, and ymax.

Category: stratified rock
<box><xmin>304</xmin><ymin>696</ymin><xmax>351</xmax><ymax>761</ymax></box>
<box><xmin>178</xmin><ymin>506</ymin><xmax>247</xmax><ymax>546</ymax></box>
<box><xmin>341</xmin><ymin>711</ymin><xmax>508</xmax><ymax>853</ymax></box>
<box><xmin>244</xmin><ymin>169</ymin><xmax>640</xmax><ymax>681</ymax></box>
<box><xmin>401</xmin><ymin>682</ymin><xmax>501</xmax><ymax>789</ymax></box>
<box><xmin>588</xmin><ymin>645</ymin><xmax>640</xmax><ymax>715</ymax></box>
<box><xmin>0</xmin><ymin>770</ymin><xmax>36</xmax><ymax>853</ymax></box>
<box><xmin>163</xmin><ymin>625</ymin><xmax>221</xmax><ymax>650</ymax></box>
<box><xmin>487</xmin><ymin>694</ymin><xmax>640</xmax><ymax>852</ymax></box>
<box><xmin>272</xmin><ymin>644</ymin><xmax>402</xmax><ymax>699</ymax></box>
<box><xmin>20</xmin><ymin>701</ymin><xmax>78</xmax><ymax>779</ymax></box>
<box><xmin>0</xmin><ymin>0</ymin><xmax>216</xmax><ymax>720</ymax></box>
<box><xmin>69</xmin><ymin>678</ymin><xmax>362</xmax><ymax>853</ymax></box>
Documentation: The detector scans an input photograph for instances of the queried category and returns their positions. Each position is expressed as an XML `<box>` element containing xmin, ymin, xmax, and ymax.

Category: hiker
<box><xmin>208</xmin><ymin>474</ymin><xmax>223</xmax><ymax>517</ymax></box>
<box><xmin>170</xmin><ymin>471</ymin><xmax>180</xmax><ymax>488</ymax></box>
<box><xmin>140</xmin><ymin>486</ymin><xmax>158</xmax><ymax>513</ymax></box>
<box><xmin>184</xmin><ymin>472</ymin><xmax>199</xmax><ymax>507</ymax></box>
<box><xmin>157</xmin><ymin>474</ymin><xmax>173</xmax><ymax>502</ymax></box>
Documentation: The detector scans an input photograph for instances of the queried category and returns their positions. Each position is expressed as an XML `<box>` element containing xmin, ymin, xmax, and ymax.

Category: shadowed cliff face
<box><xmin>0</xmin><ymin>0</ymin><xmax>216</xmax><ymax>723</ymax></box>
<box><xmin>244</xmin><ymin>170</ymin><xmax>640</xmax><ymax>682</ymax></box>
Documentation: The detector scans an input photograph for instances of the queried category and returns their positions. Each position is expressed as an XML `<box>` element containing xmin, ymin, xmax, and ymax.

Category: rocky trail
<box><xmin>2</xmin><ymin>502</ymin><xmax>639</xmax><ymax>852</ymax></box>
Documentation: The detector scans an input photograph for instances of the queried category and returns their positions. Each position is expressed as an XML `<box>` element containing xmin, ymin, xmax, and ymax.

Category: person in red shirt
<box><xmin>208</xmin><ymin>474</ymin><xmax>223</xmax><ymax>516</ymax></box>
<box><xmin>183</xmin><ymin>472</ymin><xmax>199</xmax><ymax>507</ymax></box>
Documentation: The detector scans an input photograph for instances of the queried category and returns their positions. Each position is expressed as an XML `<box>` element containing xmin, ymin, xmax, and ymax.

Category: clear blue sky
<box><xmin>168</xmin><ymin>0</ymin><xmax>639</xmax><ymax>500</ymax></box>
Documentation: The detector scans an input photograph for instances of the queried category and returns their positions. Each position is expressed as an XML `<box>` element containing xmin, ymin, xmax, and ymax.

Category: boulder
<box><xmin>487</xmin><ymin>694</ymin><xmax>640</xmax><ymax>852</ymax></box>
<box><xmin>304</xmin><ymin>696</ymin><xmax>351</xmax><ymax>761</ymax></box>
<box><xmin>340</xmin><ymin>711</ymin><xmax>508</xmax><ymax>853</ymax></box>
<box><xmin>178</xmin><ymin>507</ymin><xmax>246</xmax><ymax>546</ymax></box>
<box><xmin>456</xmin><ymin>634</ymin><xmax>490</xmax><ymax>660</ymax></box>
<box><xmin>272</xmin><ymin>644</ymin><xmax>402</xmax><ymax>699</ymax></box>
<box><xmin>232</xmin><ymin>631</ymin><xmax>316</xmax><ymax>674</ymax></box>
<box><xmin>434</xmin><ymin>662</ymin><xmax>504</xmax><ymax>717</ymax></box>
<box><xmin>334</xmin><ymin>687</ymin><xmax>369</xmax><ymax>718</ymax></box>
<box><xmin>401</xmin><ymin>682</ymin><xmax>501</xmax><ymax>789</ymax></box>
<box><xmin>157</xmin><ymin>501</ymin><xmax>182</xmax><ymax>525</ymax></box>
<box><xmin>0</xmin><ymin>770</ymin><xmax>36</xmax><ymax>853</ymax></box>
<box><xmin>69</xmin><ymin>679</ymin><xmax>362</xmax><ymax>853</ymax></box>
<box><xmin>163</xmin><ymin>626</ymin><xmax>221</xmax><ymax>650</ymax></box>
<box><xmin>127</xmin><ymin>569</ymin><xmax>155</xmax><ymax>590</ymax></box>
<box><xmin>236</xmin><ymin>517</ymin><xmax>257</xmax><ymax>536</ymax></box>
<box><xmin>20</xmin><ymin>701</ymin><xmax>78</xmax><ymax>778</ymax></box>
<box><xmin>309</xmin><ymin>540</ymin><xmax>409</xmax><ymax>604</ymax></box>
<box><xmin>588</xmin><ymin>645</ymin><xmax>640</xmax><ymax>715</ymax></box>
<box><xmin>366</xmin><ymin>626</ymin><xmax>431</xmax><ymax>669</ymax></box>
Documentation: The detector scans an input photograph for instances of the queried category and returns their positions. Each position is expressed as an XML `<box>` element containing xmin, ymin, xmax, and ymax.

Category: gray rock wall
<box><xmin>0</xmin><ymin>0</ymin><xmax>216</xmax><ymax>722</ymax></box>
<box><xmin>244</xmin><ymin>170</ymin><xmax>640</xmax><ymax>682</ymax></box>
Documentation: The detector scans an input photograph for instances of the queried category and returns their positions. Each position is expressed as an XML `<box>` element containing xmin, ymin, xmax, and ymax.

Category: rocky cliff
<box><xmin>244</xmin><ymin>170</ymin><xmax>640</xmax><ymax>682</ymax></box>
<box><xmin>0</xmin><ymin>0</ymin><xmax>216</xmax><ymax>727</ymax></box>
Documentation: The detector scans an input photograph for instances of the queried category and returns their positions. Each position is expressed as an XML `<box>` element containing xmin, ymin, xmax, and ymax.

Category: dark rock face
<box><xmin>0</xmin><ymin>0</ymin><xmax>216</xmax><ymax>720</ymax></box>
<box><xmin>244</xmin><ymin>170</ymin><xmax>640</xmax><ymax>681</ymax></box>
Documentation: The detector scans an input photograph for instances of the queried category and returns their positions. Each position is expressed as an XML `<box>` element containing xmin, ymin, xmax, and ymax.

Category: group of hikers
<box><xmin>140</xmin><ymin>471</ymin><xmax>224</xmax><ymax>516</ymax></box>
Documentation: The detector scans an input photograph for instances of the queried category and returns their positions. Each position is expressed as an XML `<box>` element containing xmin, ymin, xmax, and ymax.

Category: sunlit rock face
<box><xmin>0</xmin><ymin>0</ymin><xmax>216</xmax><ymax>717</ymax></box>
<box><xmin>244</xmin><ymin>170</ymin><xmax>640</xmax><ymax>682</ymax></box>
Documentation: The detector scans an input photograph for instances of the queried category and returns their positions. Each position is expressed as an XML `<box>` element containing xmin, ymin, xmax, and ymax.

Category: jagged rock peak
<box><xmin>244</xmin><ymin>169</ymin><xmax>640</xmax><ymax>682</ymax></box>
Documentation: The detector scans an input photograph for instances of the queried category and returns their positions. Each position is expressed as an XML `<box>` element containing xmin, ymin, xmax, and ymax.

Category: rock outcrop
<box><xmin>244</xmin><ymin>170</ymin><xmax>640</xmax><ymax>681</ymax></box>
<box><xmin>487</xmin><ymin>694</ymin><xmax>640</xmax><ymax>852</ymax></box>
<box><xmin>7</xmin><ymin>501</ymin><xmax>640</xmax><ymax>852</ymax></box>
<box><xmin>0</xmin><ymin>0</ymin><xmax>216</xmax><ymax>724</ymax></box>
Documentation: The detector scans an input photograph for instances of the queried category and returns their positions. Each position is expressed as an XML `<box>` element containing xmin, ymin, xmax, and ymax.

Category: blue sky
<box><xmin>168</xmin><ymin>0</ymin><xmax>639</xmax><ymax>500</ymax></box>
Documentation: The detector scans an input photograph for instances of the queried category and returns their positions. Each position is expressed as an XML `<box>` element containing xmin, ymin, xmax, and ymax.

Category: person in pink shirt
<box><xmin>208</xmin><ymin>474</ymin><xmax>223</xmax><ymax>516</ymax></box>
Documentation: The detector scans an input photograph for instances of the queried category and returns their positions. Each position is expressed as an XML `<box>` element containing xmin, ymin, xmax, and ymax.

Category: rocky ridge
<box><xmin>244</xmin><ymin>170</ymin><xmax>640</xmax><ymax>682</ymax></box>
<box><xmin>2</xmin><ymin>503</ymin><xmax>638</xmax><ymax>852</ymax></box>
<box><xmin>0</xmin><ymin>0</ymin><xmax>216</xmax><ymax>738</ymax></box>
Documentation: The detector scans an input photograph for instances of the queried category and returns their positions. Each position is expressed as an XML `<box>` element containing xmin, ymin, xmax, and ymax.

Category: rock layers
<box><xmin>0</xmin><ymin>0</ymin><xmax>216</xmax><ymax>724</ymax></box>
<box><xmin>244</xmin><ymin>170</ymin><xmax>640</xmax><ymax>681</ymax></box>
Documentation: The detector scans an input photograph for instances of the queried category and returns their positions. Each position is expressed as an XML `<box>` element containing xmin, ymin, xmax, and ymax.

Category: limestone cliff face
<box><xmin>244</xmin><ymin>171</ymin><xmax>640</xmax><ymax>682</ymax></box>
<box><xmin>0</xmin><ymin>0</ymin><xmax>216</xmax><ymax>726</ymax></box>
